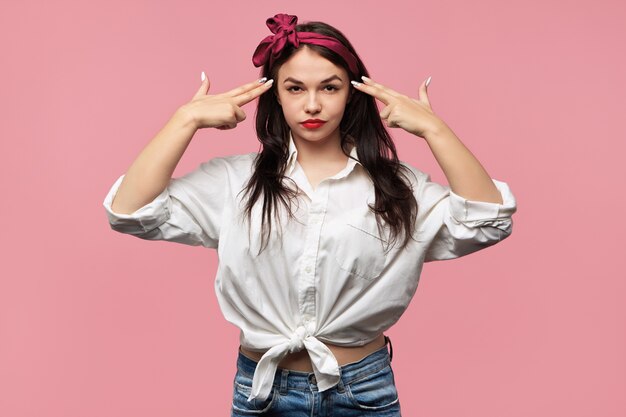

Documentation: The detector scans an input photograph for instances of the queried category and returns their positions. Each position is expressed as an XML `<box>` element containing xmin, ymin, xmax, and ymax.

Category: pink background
<box><xmin>1</xmin><ymin>0</ymin><xmax>624</xmax><ymax>416</ymax></box>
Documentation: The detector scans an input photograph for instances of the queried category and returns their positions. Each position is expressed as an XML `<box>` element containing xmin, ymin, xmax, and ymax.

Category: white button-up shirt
<box><xmin>103</xmin><ymin>132</ymin><xmax>517</xmax><ymax>402</ymax></box>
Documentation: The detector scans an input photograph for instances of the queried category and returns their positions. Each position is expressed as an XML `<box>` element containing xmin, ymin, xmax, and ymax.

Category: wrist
<box><xmin>173</xmin><ymin>105</ymin><xmax>199</xmax><ymax>131</ymax></box>
<box><xmin>422</xmin><ymin>119</ymin><xmax>451</xmax><ymax>142</ymax></box>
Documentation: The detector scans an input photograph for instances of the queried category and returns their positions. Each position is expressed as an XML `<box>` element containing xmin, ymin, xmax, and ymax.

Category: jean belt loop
<box><xmin>279</xmin><ymin>368</ymin><xmax>289</xmax><ymax>395</ymax></box>
<box><xmin>336</xmin><ymin>367</ymin><xmax>345</xmax><ymax>393</ymax></box>
<box><xmin>385</xmin><ymin>335</ymin><xmax>394</xmax><ymax>362</ymax></box>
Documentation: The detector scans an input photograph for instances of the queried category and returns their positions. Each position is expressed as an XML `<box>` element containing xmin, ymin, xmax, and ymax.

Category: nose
<box><xmin>304</xmin><ymin>92</ymin><xmax>321</xmax><ymax>114</ymax></box>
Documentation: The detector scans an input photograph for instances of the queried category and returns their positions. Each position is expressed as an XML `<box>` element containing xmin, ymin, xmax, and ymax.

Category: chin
<box><xmin>298</xmin><ymin>133</ymin><xmax>334</xmax><ymax>145</ymax></box>
<box><xmin>295</xmin><ymin>125</ymin><xmax>339</xmax><ymax>141</ymax></box>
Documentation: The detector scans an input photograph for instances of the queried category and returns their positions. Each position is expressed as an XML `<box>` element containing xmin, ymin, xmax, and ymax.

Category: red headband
<box><xmin>252</xmin><ymin>13</ymin><xmax>360</xmax><ymax>76</ymax></box>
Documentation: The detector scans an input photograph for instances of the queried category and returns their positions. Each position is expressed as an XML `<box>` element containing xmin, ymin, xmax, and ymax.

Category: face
<box><xmin>276</xmin><ymin>46</ymin><xmax>351</xmax><ymax>148</ymax></box>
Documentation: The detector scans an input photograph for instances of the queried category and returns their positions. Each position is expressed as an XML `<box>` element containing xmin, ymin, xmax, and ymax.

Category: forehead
<box><xmin>277</xmin><ymin>46</ymin><xmax>348</xmax><ymax>82</ymax></box>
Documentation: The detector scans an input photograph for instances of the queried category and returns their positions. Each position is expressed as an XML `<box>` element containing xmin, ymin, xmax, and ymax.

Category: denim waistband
<box><xmin>235</xmin><ymin>335</ymin><xmax>393</xmax><ymax>392</ymax></box>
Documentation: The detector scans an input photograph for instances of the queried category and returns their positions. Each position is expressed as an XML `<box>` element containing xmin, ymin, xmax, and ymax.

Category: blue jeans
<box><xmin>231</xmin><ymin>336</ymin><xmax>401</xmax><ymax>416</ymax></box>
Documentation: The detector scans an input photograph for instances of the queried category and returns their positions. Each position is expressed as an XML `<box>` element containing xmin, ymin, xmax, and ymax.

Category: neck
<box><xmin>293</xmin><ymin>132</ymin><xmax>349</xmax><ymax>167</ymax></box>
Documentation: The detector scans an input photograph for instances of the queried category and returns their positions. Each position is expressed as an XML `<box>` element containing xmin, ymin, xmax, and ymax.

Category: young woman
<box><xmin>103</xmin><ymin>13</ymin><xmax>517</xmax><ymax>416</ymax></box>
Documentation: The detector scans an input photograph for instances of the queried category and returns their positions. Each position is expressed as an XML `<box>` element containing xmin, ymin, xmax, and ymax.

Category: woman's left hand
<box><xmin>352</xmin><ymin>76</ymin><xmax>446</xmax><ymax>139</ymax></box>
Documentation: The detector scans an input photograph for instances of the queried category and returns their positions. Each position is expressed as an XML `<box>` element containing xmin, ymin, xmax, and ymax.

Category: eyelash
<box><xmin>286</xmin><ymin>85</ymin><xmax>340</xmax><ymax>93</ymax></box>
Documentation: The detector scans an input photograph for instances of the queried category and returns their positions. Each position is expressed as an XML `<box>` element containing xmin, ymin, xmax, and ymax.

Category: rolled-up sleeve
<box><xmin>405</xmin><ymin>164</ymin><xmax>517</xmax><ymax>262</ymax></box>
<box><xmin>102</xmin><ymin>157</ymin><xmax>227</xmax><ymax>249</ymax></box>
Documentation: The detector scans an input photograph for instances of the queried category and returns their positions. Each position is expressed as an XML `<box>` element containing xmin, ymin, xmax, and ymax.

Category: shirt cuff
<box><xmin>102</xmin><ymin>174</ymin><xmax>172</xmax><ymax>234</ymax></box>
<box><xmin>448</xmin><ymin>179</ymin><xmax>517</xmax><ymax>226</ymax></box>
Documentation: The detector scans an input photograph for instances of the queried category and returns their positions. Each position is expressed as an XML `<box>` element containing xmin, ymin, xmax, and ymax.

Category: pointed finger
<box><xmin>222</xmin><ymin>77</ymin><xmax>269</xmax><ymax>98</ymax></box>
<box><xmin>232</xmin><ymin>79</ymin><xmax>274</xmax><ymax>107</ymax></box>
<box><xmin>361</xmin><ymin>76</ymin><xmax>402</xmax><ymax>98</ymax></box>
<box><xmin>351</xmin><ymin>80</ymin><xmax>395</xmax><ymax>105</ymax></box>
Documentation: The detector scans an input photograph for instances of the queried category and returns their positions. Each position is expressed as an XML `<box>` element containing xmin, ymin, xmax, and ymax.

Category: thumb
<box><xmin>419</xmin><ymin>75</ymin><xmax>431</xmax><ymax>107</ymax></box>
<box><xmin>192</xmin><ymin>71</ymin><xmax>210</xmax><ymax>99</ymax></box>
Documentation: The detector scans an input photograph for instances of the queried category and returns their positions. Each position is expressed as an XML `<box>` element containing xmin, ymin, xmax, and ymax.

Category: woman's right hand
<box><xmin>180</xmin><ymin>73</ymin><xmax>274</xmax><ymax>130</ymax></box>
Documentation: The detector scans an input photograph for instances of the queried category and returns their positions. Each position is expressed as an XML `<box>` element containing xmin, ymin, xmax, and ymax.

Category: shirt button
<box><xmin>305</xmin><ymin>266</ymin><xmax>312</xmax><ymax>273</ymax></box>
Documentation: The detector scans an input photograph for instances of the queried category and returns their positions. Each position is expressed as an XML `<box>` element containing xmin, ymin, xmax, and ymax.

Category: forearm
<box><xmin>423</xmin><ymin>122</ymin><xmax>503</xmax><ymax>204</ymax></box>
<box><xmin>110</xmin><ymin>108</ymin><xmax>198</xmax><ymax>214</ymax></box>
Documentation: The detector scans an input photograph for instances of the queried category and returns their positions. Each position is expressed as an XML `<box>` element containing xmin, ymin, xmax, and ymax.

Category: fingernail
<box><xmin>351</xmin><ymin>80</ymin><xmax>362</xmax><ymax>87</ymax></box>
<box><xmin>426</xmin><ymin>76</ymin><xmax>432</xmax><ymax>87</ymax></box>
<box><xmin>361</xmin><ymin>76</ymin><xmax>371</xmax><ymax>82</ymax></box>
<box><xmin>264</xmin><ymin>79</ymin><xmax>274</xmax><ymax>86</ymax></box>
<box><xmin>201</xmin><ymin>71</ymin><xmax>206</xmax><ymax>82</ymax></box>
<box><xmin>258</xmin><ymin>77</ymin><xmax>267</xmax><ymax>83</ymax></box>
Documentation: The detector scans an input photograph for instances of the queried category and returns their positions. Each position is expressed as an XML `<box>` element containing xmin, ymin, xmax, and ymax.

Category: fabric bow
<box><xmin>251</xmin><ymin>13</ymin><xmax>360</xmax><ymax>76</ymax></box>
<box><xmin>252</xmin><ymin>14</ymin><xmax>300</xmax><ymax>68</ymax></box>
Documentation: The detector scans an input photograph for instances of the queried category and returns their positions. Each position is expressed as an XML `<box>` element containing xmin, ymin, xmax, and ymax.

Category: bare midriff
<box><xmin>239</xmin><ymin>333</ymin><xmax>387</xmax><ymax>372</ymax></box>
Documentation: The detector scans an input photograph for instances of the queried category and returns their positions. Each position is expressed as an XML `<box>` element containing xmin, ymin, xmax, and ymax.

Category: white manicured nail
<box><xmin>426</xmin><ymin>76</ymin><xmax>431</xmax><ymax>87</ymax></box>
<box><xmin>258</xmin><ymin>77</ymin><xmax>267</xmax><ymax>83</ymax></box>
<box><xmin>201</xmin><ymin>71</ymin><xmax>206</xmax><ymax>82</ymax></box>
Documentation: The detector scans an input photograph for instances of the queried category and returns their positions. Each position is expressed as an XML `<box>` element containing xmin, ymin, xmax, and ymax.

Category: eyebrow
<box><xmin>283</xmin><ymin>75</ymin><xmax>343</xmax><ymax>84</ymax></box>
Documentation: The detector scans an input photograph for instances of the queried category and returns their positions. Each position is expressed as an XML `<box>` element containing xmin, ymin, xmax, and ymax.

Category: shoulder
<box><xmin>198</xmin><ymin>152</ymin><xmax>258</xmax><ymax>177</ymax></box>
<box><xmin>397</xmin><ymin>159</ymin><xmax>428</xmax><ymax>187</ymax></box>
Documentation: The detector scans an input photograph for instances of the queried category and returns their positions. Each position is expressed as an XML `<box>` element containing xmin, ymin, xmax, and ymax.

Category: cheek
<box><xmin>329</xmin><ymin>95</ymin><xmax>350</xmax><ymax>117</ymax></box>
<box><xmin>279</xmin><ymin>101</ymin><xmax>300</xmax><ymax>125</ymax></box>
<box><xmin>280</xmin><ymin>100</ymin><xmax>297</xmax><ymax>116</ymax></box>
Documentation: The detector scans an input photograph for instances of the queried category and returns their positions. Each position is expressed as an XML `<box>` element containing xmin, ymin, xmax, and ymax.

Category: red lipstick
<box><xmin>301</xmin><ymin>119</ymin><xmax>326</xmax><ymax>129</ymax></box>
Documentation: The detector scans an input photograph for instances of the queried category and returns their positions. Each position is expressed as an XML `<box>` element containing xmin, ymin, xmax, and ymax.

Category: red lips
<box><xmin>301</xmin><ymin>119</ymin><xmax>326</xmax><ymax>129</ymax></box>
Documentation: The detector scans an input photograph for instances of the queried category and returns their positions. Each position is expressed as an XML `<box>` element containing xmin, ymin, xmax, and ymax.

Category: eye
<box><xmin>286</xmin><ymin>86</ymin><xmax>302</xmax><ymax>92</ymax></box>
<box><xmin>324</xmin><ymin>85</ymin><xmax>340</xmax><ymax>92</ymax></box>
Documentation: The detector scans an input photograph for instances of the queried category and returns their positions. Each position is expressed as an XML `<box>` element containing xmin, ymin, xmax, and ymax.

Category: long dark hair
<box><xmin>238</xmin><ymin>19</ymin><xmax>419</xmax><ymax>254</ymax></box>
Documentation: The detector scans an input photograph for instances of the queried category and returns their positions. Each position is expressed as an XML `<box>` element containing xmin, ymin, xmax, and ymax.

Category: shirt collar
<box><xmin>285</xmin><ymin>131</ymin><xmax>361</xmax><ymax>177</ymax></box>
